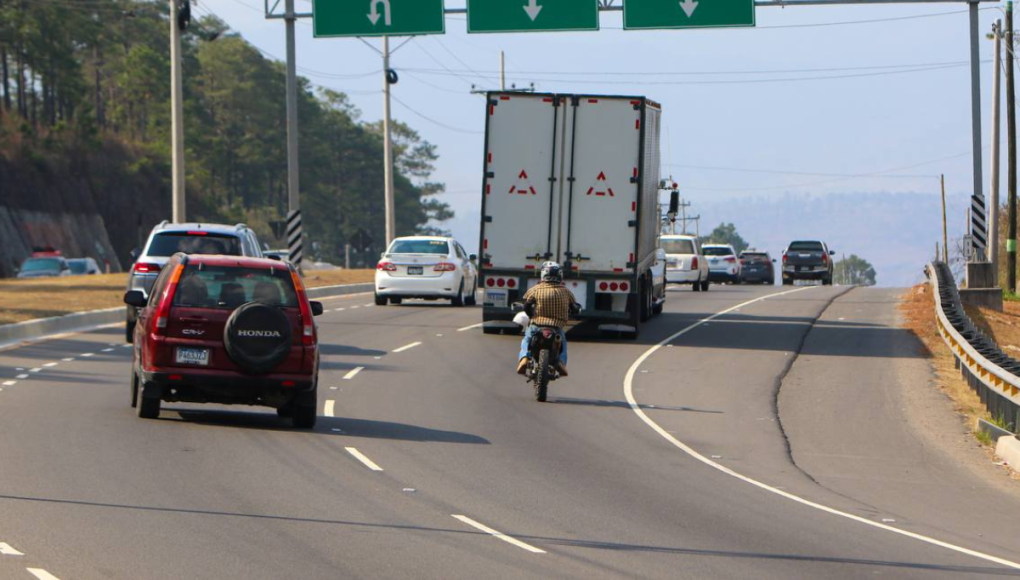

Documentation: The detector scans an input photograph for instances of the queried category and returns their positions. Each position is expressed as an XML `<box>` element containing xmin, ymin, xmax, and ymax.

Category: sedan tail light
<box><xmin>133</xmin><ymin>262</ymin><xmax>162</xmax><ymax>274</ymax></box>
<box><xmin>434</xmin><ymin>262</ymin><xmax>457</xmax><ymax>272</ymax></box>
<box><xmin>376</xmin><ymin>261</ymin><xmax>397</xmax><ymax>272</ymax></box>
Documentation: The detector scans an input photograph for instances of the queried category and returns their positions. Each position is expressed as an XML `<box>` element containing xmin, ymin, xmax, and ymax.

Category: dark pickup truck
<box><xmin>781</xmin><ymin>240</ymin><xmax>835</xmax><ymax>285</ymax></box>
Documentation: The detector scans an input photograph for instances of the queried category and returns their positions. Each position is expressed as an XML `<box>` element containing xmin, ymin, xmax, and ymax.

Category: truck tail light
<box><xmin>821</xmin><ymin>253</ymin><xmax>828</xmax><ymax>264</ymax></box>
<box><xmin>485</xmin><ymin>276</ymin><xmax>518</xmax><ymax>289</ymax></box>
<box><xmin>691</xmin><ymin>257</ymin><xmax>698</xmax><ymax>270</ymax></box>
<box><xmin>782</xmin><ymin>253</ymin><xmax>788</xmax><ymax>265</ymax></box>
<box><xmin>377</xmin><ymin>261</ymin><xmax>397</xmax><ymax>272</ymax></box>
<box><xmin>596</xmin><ymin>280</ymin><xmax>630</xmax><ymax>294</ymax></box>
<box><xmin>434</xmin><ymin>262</ymin><xmax>457</xmax><ymax>272</ymax></box>
<box><xmin>134</xmin><ymin>262</ymin><xmax>161</xmax><ymax>274</ymax></box>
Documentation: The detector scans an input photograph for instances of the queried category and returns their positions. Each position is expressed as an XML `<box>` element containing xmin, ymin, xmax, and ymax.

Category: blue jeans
<box><xmin>518</xmin><ymin>326</ymin><xmax>568</xmax><ymax>365</ymax></box>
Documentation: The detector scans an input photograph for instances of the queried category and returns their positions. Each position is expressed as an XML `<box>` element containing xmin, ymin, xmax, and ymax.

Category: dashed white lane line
<box><xmin>335</xmin><ymin>307</ymin><xmax>346</xmax><ymax>312</ymax></box>
<box><xmin>61</xmin><ymin>358</ymin><xmax>74</xmax><ymax>362</ymax></box>
<box><xmin>27</xmin><ymin>569</ymin><xmax>61</xmax><ymax>580</ymax></box>
<box><xmin>345</xmin><ymin>447</ymin><xmax>384</xmax><ymax>471</ymax></box>
<box><xmin>392</xmin><ymin>342</ymin><xmax>421</xmax><ymax>353</ymax></box>
<box><xmin>342</xmin><ymin>367</ymin><xmax>365</xmax><ymax>380</ymax></box>
<box><xmin>15</xmin><ymin>374</ymin><xmax>28</xmax><ymax>380</ymax></box>
<box><xmin>624</xmin><ymin>287</ymin><xmax>1020</xmax><ymax>571</ymax></box>
<box><xmin>363</xmin><ymin>303</ymin><xmax>374</xmax><ymax>307</ymax></box>
<box><xmin>121</xmin><ymin>344</ymin><xmax>132</xmax><ymax>348</ymax></box>
<box><xmin>350</xmin><ymin>306</ymin><xmax>361</xmax><ymax>310</ymax></box>
<box><xmin>2</xmin><ymin>381</ymin><xmax>16</xmax><ymax>387</ymax></box>
<box><xmin>0</xmin><ymin>541</ymin><xmax>24</xmax><ymax>555</ymax></box>
<box><xmin>324</xmin><ymin>400</ymin><xmax>335</xmax><ymax>418</ymax></box>
<box><xmin>101</xmin><ymin>348</ymin><xmax>114</xmax><ymax>352</ymax></box>
<box><xmin>80</xmin><ymin>353</ymin><xmax>94</xmax><ymax>358</ymax></box>
<box><xmin>452</xmin><ymin>515</ymin><xmax>546</xmax><ymax>554</ymax></box>
<box><xmin>457</xmin><ymin>323</ymin><xmax>483</xmax><ymax>332</ymax></box>
<box><xmin>43</xmin><ymin>363</ymin><xmax>58</xmax><ymax>368</ymax></box>
<box><xmin>28</xmin><ymin>368</ymin><xmax>42</xmax><ymax>374</ymax></box>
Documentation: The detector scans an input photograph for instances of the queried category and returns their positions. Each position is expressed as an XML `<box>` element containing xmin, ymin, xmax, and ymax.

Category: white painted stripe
<box><xmin>363</xmin><ymin>303</ymin><xmax>374</xmax><ymax>307</ymax></box>
<box><xmin>0</xmin><ymin>542</ymin><xmax>24</xmax><ymax>555</ymax></box>
<box><xmin>345</xmin><ymin>447</ymin><xmax>384</xmax><ymax>471</ymax></box>
<box><xmin>322</xmin><ymin>309</ymin><xmax>332</xmax><ymax>313</ymax></box>
<box><xmin>121</xmin><ymin>344</ymin><xmax>132</xmax><ymax>348</ymax></box>
<box><xmin>15</xmin><ymin>374</ymin><xmax>28</xmax><ymax>380</ymax></box>
<box><xmin>343</xmin><ymin>367</ymin><xmax>365</xmax><ymax>380</ymax></box>
<box><xmin>43</xmin><ymin>362</ymin><xmax>58</xmax><ymax>368</ymax></box>
<box><xmin>61</xmin><ymin>358</ymin><xmax>75</xmax><ymax>362</ymax></box>
<box><xmin>102</xmin><ymin>348</ymin><xmax>114</xmax><ymax>352</ymax></box>
<box><xmin>324</xmin><ymin>400</ymin><xmax>335</xmax><ymax>418</ymax></box>
<box><xmin>28</xmin><ymin>368</ymin><xmax>42</xmax><ymax>374</ymax></box>
<box><xmin>623</xmin><ymin>287</ymin><xmax>1020</xmax><ymax>571</ymax></box>
<box><xmin>2</xmin><ymin>381</ymin><xmax>15</xmax><ymax>387</ymax></box>
<box><xmin>457</xmin><ymin>323</ymin><xmax>483</xmax><ymax>332</ymax></box>
<box><xmin>335</xmin><ymin>307</ymin><xmax>346</xmax><ymax>312</ymax></box>
<box><xmin>80</xmin><ymin>353</ymin><xmax>94</xmax><ymax>357</ymax></box>
<box><xmin>350</xmin><ymin>305</ymin><xmax>361</xmax><ymax>310</ymax></box>
<box><xmin>27</xmin><ymin>569</ymin><xmax>61</xmax><ymax>580</ymax></box>
<box><xmin>452</xmin><ymin>515</ymin><xmax>546</xmax><ymax>554</ymax></box>
<box><xmin>392</xmin><ymin>342</ymin><xmax>422</xmax><ymax>353</ymax></box>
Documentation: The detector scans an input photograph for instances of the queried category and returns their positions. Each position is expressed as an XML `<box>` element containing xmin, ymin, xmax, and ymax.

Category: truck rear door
<box><xmin>564</xmin><ymin>97</ymin><xmax>643</xmax><ymax>273</ymax></box>
<box><xmin>482</xmin><ymin>95</ymin><xmax>562</xmax><ymax>270</ymax></box>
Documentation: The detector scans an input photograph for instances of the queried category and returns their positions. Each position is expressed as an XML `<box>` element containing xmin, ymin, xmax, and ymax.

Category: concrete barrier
<box><xmin>0</xmin><ymin>283</ymin><xmax>374</xmax><ymax>350</ymax></box>
<box><xmin>995</xmin><ymin>435</ymin><xmax>1020</xmax><ymax>469</ymax></box>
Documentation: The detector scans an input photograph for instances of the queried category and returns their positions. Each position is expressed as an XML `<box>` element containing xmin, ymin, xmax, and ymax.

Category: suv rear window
<box><xmin>387</xmin><ymin>240</ymin><xmax>450</xmax><ymax>255</ymax></box>
<box><xmin>703</xmin><ymin>247</ymin><xmax>733</xmax><ymax>257</ymax></box>
<box><xmin>661</xmin><ymin>239</ymin><xmax>695</xmax><ymax>255</ymax></box>
<box><xmin>173</xmin><ymin>265</ymin><xmax>298</xmax><ymax>310</ymax></box>
<box><xmin>788</xmin><ymin>241</ymin><xmax>823</xmax><ymax>252</ymax></box>
<box><xmin>741</xmin><ymin>253</ymin><xmax>769</xmax><ymax>263</ymax></box>
<box><xmin>148</xmin><ymin>233</ymin><xmax>242</xmax><ymax>257</ymax></box>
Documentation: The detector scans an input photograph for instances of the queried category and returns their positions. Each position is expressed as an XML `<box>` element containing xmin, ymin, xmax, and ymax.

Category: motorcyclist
<box><xmin>517</xmin><ymin>262</ymin><xmax>577</xmax><ymax>377</ymax></box>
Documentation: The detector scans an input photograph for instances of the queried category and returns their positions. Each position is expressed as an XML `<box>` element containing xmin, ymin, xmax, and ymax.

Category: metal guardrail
<box><xmin>927</xmin><ymin>262</ymin><xmax>1020</xmax><ymax>432</ymax></box>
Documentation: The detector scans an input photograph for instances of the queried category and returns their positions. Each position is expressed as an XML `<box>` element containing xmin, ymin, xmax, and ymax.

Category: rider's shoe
<box><xmin>556</xmin><ymin>362</ymin><xmax>568</xmax><ymax>377</ymax></box>
<box><xmin>517</xmin><ymin>357</ymin><xmax>528</xmax><ymax>375</ymax></box>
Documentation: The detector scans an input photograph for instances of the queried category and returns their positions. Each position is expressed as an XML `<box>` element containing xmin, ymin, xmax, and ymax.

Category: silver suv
<box><xmin>125</xmin><ymin>222</ymin><xmax>264</xmax><ymax>342</ymax></box>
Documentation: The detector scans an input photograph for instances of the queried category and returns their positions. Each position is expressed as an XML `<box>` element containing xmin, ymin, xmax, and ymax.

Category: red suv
<box><xmin>124</xmin><ymin>253</ymin><xmax>324</xmax><ymax>428</ymax></box>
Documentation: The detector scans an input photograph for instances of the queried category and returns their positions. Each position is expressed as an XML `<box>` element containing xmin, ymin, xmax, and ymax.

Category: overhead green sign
<box><xmin>467</xmin><ymin>0</ymin><xmax>599</xmax><ymax>34</ymax></box>
<box><xmin>624</xmin><ymin>0</ymin><xmax>755</xmax><ymax>30</ymax></box>
<box><xmin>312</xmin><ymin>0</ymin><xmax>445</xmax><ymax>37</ymax></box>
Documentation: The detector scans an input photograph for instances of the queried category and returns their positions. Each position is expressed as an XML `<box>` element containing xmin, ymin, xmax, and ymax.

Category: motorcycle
<box><xmin>512</xmin><ymin>302</ymin><xmax>574</xmax><ymax>402</ymax></box>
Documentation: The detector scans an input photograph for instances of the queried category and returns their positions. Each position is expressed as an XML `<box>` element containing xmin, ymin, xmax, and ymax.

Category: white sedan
<box><xmin>374</xmin><ymin>236</ymin><xmax>479</xmax><ymax>306</ymax></box>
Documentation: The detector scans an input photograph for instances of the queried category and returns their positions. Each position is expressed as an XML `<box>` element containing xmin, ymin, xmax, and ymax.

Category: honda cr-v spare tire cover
<box><xmin>224</xmin><ymin>302</ymin><xmax>293</xmax><ymax>374</ymax></box>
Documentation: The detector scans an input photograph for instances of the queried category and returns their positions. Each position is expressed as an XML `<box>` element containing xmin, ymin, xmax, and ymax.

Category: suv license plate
<box><xmin>407</xmin><ymin>266</ymin><xmax>423</xmax><ymax>275</ymax></box>
<box><xmin>485</xmin><ymin>290</ymin><xmax>508</xmax><ymax>308</ymax></box>
<box><xmin>176</xmin><ymin>347</ymin><xmax>210</xmax><ymax>366</ymax></box>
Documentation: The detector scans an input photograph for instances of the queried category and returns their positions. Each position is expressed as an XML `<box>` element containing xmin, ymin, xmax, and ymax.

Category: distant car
<box><xmin>68</xmin><ymin>257</ymin><xmax>102</xmax><ymax>276</ymax></box>
<box><xmin>124</xmin><ymin>253</ymin><xmax>323</xmax><ymax>427</ymax></box>
<box><xmin>702</xmin><ymin>244</ymin><xmax>741</xmax><ymax>284</ymax></box>
<box><xmin>125</xmin><ymin>221</ymin><xmax>265</xmax><ymax>343</ymax></box>
<box><xmin>263</xmin><ymin>249</ymin><xmax>290</xmax><ymax>262</ymax></box>
<box><xmin>782</xmin><ymin>240</ymin><xmax>835</xmax><ymax>285</ymax></box>
<box><xmin>375</xmin><ymin>236</ymin><xmax>478</xmax><ymax>306</ymax></box>
<box><xmin>661</xmin><ymin>234</ymin><xmax>710</xmax><ymax>291</ymax></box>
<box><xmin>16</xmin><ymin>256</ymin><xmax>70</xmax><ymax>279</ymax></box>
<box><xmin>738</xmin><ymin>251</ymin><xmax>776</xmax><ymax>285</ymax></box>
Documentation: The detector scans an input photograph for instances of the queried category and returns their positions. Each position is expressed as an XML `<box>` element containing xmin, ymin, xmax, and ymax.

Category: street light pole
<box><xmin>968</xmin><ymin>1</ymin><xmax>987</xmax><ymax>264</ymax></box>
<box><xmin>170</xmin><ymin>0</ymin><xmax>186</xmax><ymax>223</ymax></box>
<box><xmin>1008</xmin><ymin>2</ymin><xmax>1017</xmax><ymax>292</ymax></box>
<box><xmin>285</xmin><ymin>0</ymin><xmax>303</xmax><ymax>271</ymax></box>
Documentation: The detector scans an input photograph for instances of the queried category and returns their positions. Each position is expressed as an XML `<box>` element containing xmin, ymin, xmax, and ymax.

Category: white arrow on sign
<box><xmin>523</xmin><ymin>0</ymin><xmax>543</xmax><ymax>21</ymax></box>
<box><xmin>679</xmin><ymin>0</ymin><xmax>698</xmax><ymax>17</ymax></box>
<box><xmin>367</xmin><ymin>0</ymin><xmax>392</xmax><ymax>26</ymax></box>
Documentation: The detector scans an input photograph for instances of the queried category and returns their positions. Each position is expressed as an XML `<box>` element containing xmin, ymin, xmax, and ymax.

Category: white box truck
<box><xmin>478</xmin><ymin>92</ymin><xmax>666</xmax><ymax>337</ymax></box>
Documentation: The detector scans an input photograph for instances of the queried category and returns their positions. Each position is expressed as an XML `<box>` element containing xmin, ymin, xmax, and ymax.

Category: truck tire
<box><xmin>701</xmin><ymin>280</ymin><xmax>710</xmax><ymax>292</ymax></box>
<box><xmin>693</xmin><ymin>280</ymin><xmax>701</xmax><ymax>292</ymax></box>
<box><xmin>639</xmin><ymin>278</ymin><xmax>653</xmax><ymax>323</ymax></box>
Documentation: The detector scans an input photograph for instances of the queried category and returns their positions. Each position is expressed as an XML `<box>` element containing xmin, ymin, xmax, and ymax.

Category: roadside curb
<box><xmin>0</xmin><ymin>283</ymin><xmax>374</xmax><ymax>352</ymax></box>
<box><xmin>995</xmin><ymin>435</ymin><xmax>1020</xmax><ymax>469</ymax></box>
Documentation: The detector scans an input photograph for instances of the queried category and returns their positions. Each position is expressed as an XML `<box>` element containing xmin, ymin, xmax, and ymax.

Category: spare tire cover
<box><xmin>224</xmin><ymin>302</ymin><xmax>293</xmax><ymax>374</ymax></box>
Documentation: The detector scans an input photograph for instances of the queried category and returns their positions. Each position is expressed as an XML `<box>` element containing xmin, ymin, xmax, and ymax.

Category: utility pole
<box><xmin>499</xmin><ymin>50</ymin><xmax>506</xmax><ymax>91</ymax></box>
<box><xmin>968</xmin><ymin>0</ymin><xmax>986</xmax><ymax>262</ymax></box>
<box><xmin>382</xmin><ymin>36</ymin><xmax>396</xmax><ymax>247</ymax></box>
<box><xmin>285</xmin><ymin>0</ymin><xmax>303</xmax><ymax>271</ymax></box>
<box><xmin>1008</xmin><ymin>1</ymin><xmax>1017</xmax><ymax>292</ymax></box>
<box><xmin>990</xmin><ymin>19</ymin><xmax>1003</xmax><ymax>284</ymax></box>
<box><xmin>170</xmin><ymin>0</ymin><xmax>186</xmax><ymax>223</ymax></box>
<box><xmin>941</xmin><ymin>174</ymin><xmax>949</xmax><ymax>263</ymax></box>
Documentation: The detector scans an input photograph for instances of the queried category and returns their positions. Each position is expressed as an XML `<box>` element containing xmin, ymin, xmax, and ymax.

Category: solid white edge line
<box><xmin>345</xmin><ymin>447</ymin><xmax>384</xmax><ymax>471</ymax></box>
<box><xmin>15</xmin><ymin>374</ymin><xmax>28</xmax><ymax>380</ymax></box>
<box><xmin>2</xmin><ymin>381</ymin><xmax>16</xmax><ymax>387</ymax></box>
<box><xmin>26</xmin><ymin>569</ymin><xmax>61</xmax><ymax>580</ymax></box>
<box><xmin>0</xmin><ymin>542</ymin><xmax>24</xmax><ymax>555</ymax></box>
<box><xmin>80</xmin><ymin>353</ymin><xmax>94</xmax><ymax>357</ymax></box>
<box><xmin>392</xmin><ymin>341</ymin><xmax>422</xmax><ymax>353</ymax></box>
<box><xmin>452</xmin><ymin>515</ymin><xmax>546</xmax><ymax>554</ymax></box>
<box><xmin>342</xmin><ymin>367</ymin><xmax>365</xmax><ymax>380</ymax></box>
<box><xmin>324</xmin><ymin>400</ymin><xmax>335</xmax><ymax>418</ymax></box>
<box><xmin>457</xmin><ymin>323</ymin><xmax>483</xmax><ymax>332</ymax></box>
<box><xmin>623</xmin><ymin>287</ymin><xmax>1020</xmax><ymax>571</ymax></box>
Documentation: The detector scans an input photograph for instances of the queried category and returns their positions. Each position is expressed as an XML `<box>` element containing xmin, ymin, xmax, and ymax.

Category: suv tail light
<box><xmin>290</xmin><ymin>269</ymin><xmax>317</xmax><ymax>347</ymax></box>
<box><xmin>153</xmin><ymin>263</ymin><xmax>185</xmax><ymax>334</ymax></box>
<box><xmin>377</xmin><ymin>261</ymin><xmax>397</xmax><ymax>272</ymax></box>
<box><xmin>434</xmin><ymin>262</ymin><xmax>457</xmax><ymax>272</ymax></box>
<box><xmin>725</xmin><ymin>257</ymin><xmax>737</xmax><ymax>263</ymax></box>
<box><xmin>134</xmin><ymin>262</ymin><xmax>162</xmax><ymax>274</ymax></box>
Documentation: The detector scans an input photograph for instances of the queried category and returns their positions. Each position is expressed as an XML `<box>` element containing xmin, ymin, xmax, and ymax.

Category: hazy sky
<box><xmin>197</xmin><ymin>0</ymin><xmax>1004</xmax><ymax>267</ymax></box>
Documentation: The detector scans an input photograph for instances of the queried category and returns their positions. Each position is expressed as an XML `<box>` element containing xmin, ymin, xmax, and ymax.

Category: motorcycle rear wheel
<box><xmin>535</xmin><ymin>349</ymin><xmax>550</xmax><ymax>402</ymax></box>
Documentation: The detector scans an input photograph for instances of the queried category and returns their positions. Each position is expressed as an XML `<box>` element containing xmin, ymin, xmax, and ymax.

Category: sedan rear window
<box><xmin>702</xmin><ymin>247</ymin><xmax>733</xmax><ymax>257</ymax></box>
<box><xmin>661</xmin><ymin>239</ymin><xmax>695</xmax><ymax>255</ymax></box>
<box><xmin>173</xmin><ymin>266</ymin><xmax>298</xmax><ymax>310</ymax></box>
<box><xmin>148</xmin><ymin>233</ymin><xmax>242</xmax><ymax>258</ymax></box>
<box><xmin>387</xmin><ymin>240</ymin><xmax>450</xmax><ymax>255</ymax></box>
<box><xmin>788</xmin><ymin>241</ymin><xmax>824</xmax><ymax>252</ymax></box>
<box><xmin>20</xmin><ymin>258</ymin><xmax>62</xmax><ymax>272</ymax></box>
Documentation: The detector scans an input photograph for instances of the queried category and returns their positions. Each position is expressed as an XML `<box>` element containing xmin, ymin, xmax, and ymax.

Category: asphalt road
<box><xmin>2</xmin><ymin>284</ymin><xmax>1020</xmax><ymax>579</ymax></box>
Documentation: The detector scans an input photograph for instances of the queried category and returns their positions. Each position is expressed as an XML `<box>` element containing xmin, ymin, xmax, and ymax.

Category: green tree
<box><xmin>835</xmin><ymin>254</ymin><xmax>877</xmax><ymax>286</ymax></box>
<box><xmin>699</xmin><ymin>223</ymin><xmax>749</xmax><ymax>253</ymax></box>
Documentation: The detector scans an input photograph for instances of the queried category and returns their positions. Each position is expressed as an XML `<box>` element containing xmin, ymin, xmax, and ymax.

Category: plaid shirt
<box><xmin>523</xmin><ymin>282</ymin><xmax>576</xmax><ymax>329</ymax></box>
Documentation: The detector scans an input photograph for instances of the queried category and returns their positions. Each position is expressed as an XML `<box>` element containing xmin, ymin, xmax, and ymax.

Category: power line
<box><xmin>390</xmin><ymin>94</ymin><xmax>483</xmax><ymax>135</ymax></box>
